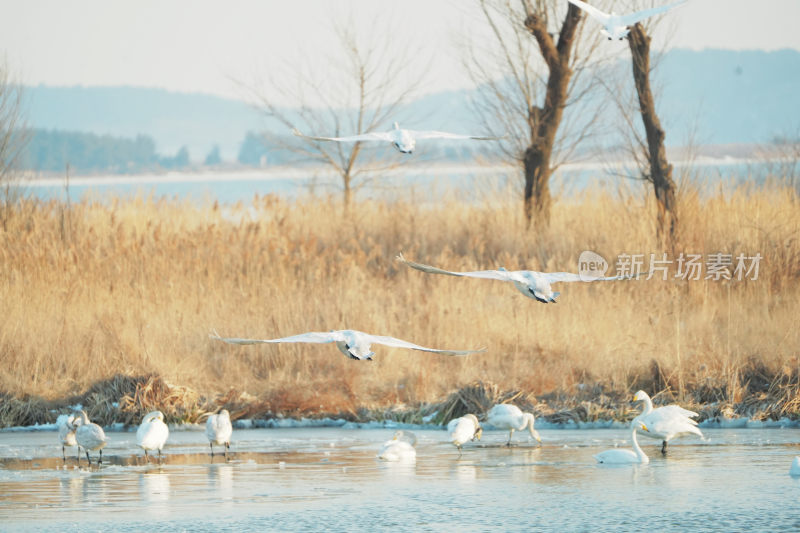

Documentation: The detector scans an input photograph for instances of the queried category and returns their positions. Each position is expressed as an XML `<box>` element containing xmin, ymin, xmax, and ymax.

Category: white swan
<box><xmin>567</xmin><ymin>0</ymin><xmax>687</xmax><ymax>41</ymax></box>
<box><xmin>136</xmin><ymin>411</ymin><xmax>169</xmax><ymax>463</ymax></box>
<box><xmin>633</xmin><ymin>390</ymin><xmax>703</xmax><ymax>454</ymax></box>
<box><xmin>790</xmin><ymin>457</ymin><xmax>800</xmax><ymax>477</ymax></box>
<box><xmin>292</xmin><ymin>122</ymin><xmax>501</xmax><ymax>154</ymax></box>
<box><xmin>377</xmin><ymin>430</ymin><xmax>417</xmax><ymax>462</ymax></box>
<box><xmin>486</xmin><ymin>404</ymin><xmax>542</xmax><ymax>446</ymax></box>
<box><xmin>211</xmin><ymin>329</ymin><xmax>485</xmax><ymax>361</ymax></box>
<box><xmin>57</xmin><ymin>414</ymin><xmax>79</xmax><ymax>462</ymax></box>
<box><xmin>448</xmin><ymin>414</ymin><xmax>483</xmax><ymax>456</ymax></box>
<box><xmin>72</xmin><ymin>410</ymin><xmax>108</xmax><ymax>466</ymax></box>
<box><xmin>206</xmin><ymin>409</ymin><xmax>233</xmax><ymax>460</ymax></box>
<box><xmin>594</xmin><ymin>420</ymin><xmax>650</xmax><ymax>464</ymax></box>
<box><xmin>397</xmin><ymin>253</ymin><xmax>633</xmax><ymax>304</ymax></box>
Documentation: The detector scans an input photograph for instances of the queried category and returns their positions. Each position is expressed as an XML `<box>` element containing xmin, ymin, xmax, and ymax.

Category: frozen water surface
<box><xmin>1</xmin><ymin>427</ymin><xmax>799</xmax><ymax>532</ymax></box>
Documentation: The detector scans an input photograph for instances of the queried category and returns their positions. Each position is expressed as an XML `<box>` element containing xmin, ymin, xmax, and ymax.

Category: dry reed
<box><xmin>0</xmin><ymin>181</ymin><xmax>798</xmax><ymax>426</ymax></box>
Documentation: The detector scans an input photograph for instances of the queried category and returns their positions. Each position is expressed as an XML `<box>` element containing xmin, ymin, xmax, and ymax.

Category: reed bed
<box><xmin>0</xmin><ymin>181</ymin><xmax>798</xmax><ymax>427</ymax></box>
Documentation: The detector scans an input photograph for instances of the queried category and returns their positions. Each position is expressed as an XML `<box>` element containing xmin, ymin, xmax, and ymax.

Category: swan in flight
<box><xmin>448</xmin><ymin>414</ymin><xmax>483</xmax><ymax>456</ymax></box>
<box><xmin>292</xmin><ymin>122</ymin><xmax>501</xmax><ymax>154</ymax></box>
<box><xmin>486</xmin><ymin>404</ymin><xmax>542</xmax><ymax>446</ymax></box>
<box><xmin>567</xmin><ymin>0</ymin><xmax>687</xmax><ymax>41</ymax></box>
<box><xmin>72</xmin><ymin>410</ymin><xmax>108</xmax><ymax>466</ymax></box>
<box><xmin>57</xmin><ymin>414</ymin><xmax>78</xmax><ymax>463</ymax></box>
<box><xmin>206</xmin><ymin>409</ymin><xmax>233</xmax><ymax>460</ymax></box>
<box><xmin>594</xmin><ymin>420</ymin><xmax>650</xmax><ymax>464</ymax></box>
<box><xmin>377</xmin><ymin>430</ymin><xmax>417</xmax><ymax>462</ymax></box>
<box><xmin>210</xmin><ymin>329</ymin><xmax>485</xmax><ymax>361</ymax></box>
<box><xmin>632</xmin><ymin>390</ymin><xmax>703</xmax><ymax>455</ymax></box>
<box><xmin>136</xmin><ymin>411</ymin><xmax>169</xmax><ymax>463</ymax></box>
<box><xmin>397</xmin><ymin>253</ymin><xmax>634</xmax><ymax>304</ymax></box>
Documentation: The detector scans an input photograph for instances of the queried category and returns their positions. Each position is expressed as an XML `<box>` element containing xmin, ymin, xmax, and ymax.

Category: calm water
<box><xmin>1</xmin><ymin>427</ymin><xmax>799</xmax><ymax>532</ymax></box>
<box><xmin>17</xmin><ymin>159</ymin><xmax>789</xmax><ymax>206</ymax></box>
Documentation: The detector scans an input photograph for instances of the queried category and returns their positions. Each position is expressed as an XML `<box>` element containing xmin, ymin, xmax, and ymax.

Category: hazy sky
<box><xmin>2</xmin><ymin>0</ymin><xmax>800</xmax><ymax>103</ymax></box>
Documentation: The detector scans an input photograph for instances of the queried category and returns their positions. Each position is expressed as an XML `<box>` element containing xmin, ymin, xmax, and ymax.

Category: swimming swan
<box><xmin>58</xmin><ymin>414</ymin><xmax>78</xmax><ymax>462</ymax></box>
<box><xmin>136</xmin><ymin>411</ymin><xmax>169</xmax><ymax>463</ymax></box>
<box><xmin>206</xmin><ymin>409</ymin><xmax>233</xmax><ymax>460</ymax></box>
<box><xmin>790</xmin><ymin>457</ymin><xmax>800</xmax><ymax>477</ymax></box>
<box><xmin>73</xmin><ymin>410</ymin><xmax>108</xmax><ymax>466</ymax></box>
<box><xmin>377</xmin><ymin>430</ymin><xmax>417</xmax><ymax>462</ymax></box>
<box><xmin>397</xmin><ymin>253</ymin><xmax>634</xmax><ymax>303</ymax></box>
<box><xmin>292</xmin><ymin>122</ymin><xmax>501</xmax><ymax>154</ymax></box>
<box><xmin>594</xmin><ymin>420</ymin><xmax>650</xmax><ymax>464</ymax></box>
<box><xmin>211</xmin><ymin>329</ymin><xmax>485</xmax><ymax>361</ymax></box>
<box><xmin>567</xmin><ymin>0</ymin><xmax>687</xmax><ymax>41</ymax></box>
<box><xmin>486</xmin><ymin>404</ymin><xmax>542</xmax><ymax>446</ymax></box>
<box><xmin>448</xmin><ymin>414</ymin><xmax>483</xmax><ymax>456</ymax></box>
<box><xmin>633</xmin><ymin>390</ymin><xmax>703</xmax><ymax>454</ymax></box>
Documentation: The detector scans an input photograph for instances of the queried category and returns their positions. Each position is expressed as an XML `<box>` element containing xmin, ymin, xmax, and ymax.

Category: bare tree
<box><xmin>249</xmin><ymin>20</ymin><xmax>425</xmax><ymax>210</ymax></box>
<box><xmin>0</xmin><ymin>58</ymin><xmax>28</xmax><ymax>229</ymax></box>
<box><xmin>465</xmin><ymin>0</ymin><xmax>611</xmax><ymax>228</ymax></box>
<box><xmin>627</xmin><ymin>22</ymin><xmax>678</xmax><ymax>247</ymax></box>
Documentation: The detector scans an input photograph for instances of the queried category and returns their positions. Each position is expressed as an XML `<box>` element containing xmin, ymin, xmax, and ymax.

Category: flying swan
<box><xmin>136</xmin><ymin>410</ymin><xmax>170</xmax><ymax>463</ymax></box>
<box><xmin>72</xmin><ymin>410</ymin><xmax>109</xmax><ymax>466</ymax></box>
<box><xmin>486</xmin><ymin>404</ymin><xmax>542</xmax><ymax>446</ymax></box>
<box><xmin>594</xmin><ymin>420</ymin><xmax>650</xmax><ymax>464</ymax></box>
<box><xmin>206</xmin><ymin>409</ymin><xmax>233</xmax><ymax>460</ymax></box>
<box><xmin>397</xmin><ymin>253</ymin><xmax>634</xmax><ymax>303</ymax></box>
<box><xmin>567</xmin><ymin>0</ymin><xmax>687</xmax><ymax>41</ymax></box>
<box><xmin>377</xmin><ymin>430</ymin><xmax>417</xmax><ymax>462</ymax></box>
<box><xmin>210</xmin><ymin>329</ymin><xmax>485</xmax><ymax>361</ymax></box>
<box><xmin>292</xmin><ymin>122</ymin><xmax>501</xmax><ymax>154</ymax></box>
<box><xmin>632</xmin><ymin>390</ymin><xmax>703</xmax><ymax>454</ymax></box>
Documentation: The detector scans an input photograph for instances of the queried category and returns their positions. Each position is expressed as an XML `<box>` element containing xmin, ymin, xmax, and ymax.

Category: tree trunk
<box><xmin>628</xmin><ymin>23</ymin><xmax>678</xmax><ymax>248</ymax></box>
<box><xmin>521</xmin><ymin>3</ymin><xmax>582</xmax><ymax>228</ymax></box>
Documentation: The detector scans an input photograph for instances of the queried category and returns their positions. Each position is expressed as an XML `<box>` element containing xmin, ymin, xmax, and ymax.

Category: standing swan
<box><xmin>206</xmin><ymin>409</ymin><xmax>233</xmax><ymax>460</ymax></box>
<box><xmin>136</xmin><ymin>411</ymin><xmax>169</xmax><ymax>464</ymax></box>
<box><xmin>448</xmin><ymin>414</ymin><xmax>483</xmax><ymax>457</ymax></box>
<box><xmin>377</xmin><ymin>430</ymin><xmax>417</xmax><ymax>462</ymax></box>
<box><xmin>486</xmin><ymin>404</ymin><xmax>542</xmax><ymax>446</ymax></box>
<box><xmin>594</xmin><ymin>420</ymin><xmax>650</xmax><ymax>464</ymax></box>
<box><xmin>633</xmin><ymin>390</ymin><xmax>703</xmax><ymax>455</ymax></box>
<box><xmin>57</xmin><ymin>414</ymin><xmax>78</xmax><ymax>463</ymax></box>
<box><xmin>72</xmin><ymin>410</ymin><xmax>108</xmax><ymax>466</ymax></box>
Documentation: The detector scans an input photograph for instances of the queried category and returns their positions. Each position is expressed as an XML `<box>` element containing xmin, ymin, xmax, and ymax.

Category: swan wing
<box><xmin>618</xmin><ymin>0</ymin><xmax>687</xmax><ymax>26</ymax></box>
<box><xmin>292</xmin><ymin>128</ymin><xmax>392</xmax><ymax>143</ymax></box>
<box><xmin>410</xmin><ymin>130</ymin><xmax>501</xmax><ymax>141</ymax></box>
<box><xmin>367</xmin><ymin>334</ymin><xmax>485</xmax><ymax>356</ymax></box>
<box><xmin>567</xmin><ymin>0</ymin><xmax>611</xmax><ymax>23</ymax></box>
<box><xmin>397</xmin><ymin>253</ymin><xmax>516</xmax><ymax>282</ymax></box>
<box><xmin>542</xmin><ymin>271</ymin><xmax>634</xmax><ymax>283</ymax></box>
<box><xmin>210</xmin><ymin>331</ymin><xmax>336</xmax><ymax>345</ymax></box>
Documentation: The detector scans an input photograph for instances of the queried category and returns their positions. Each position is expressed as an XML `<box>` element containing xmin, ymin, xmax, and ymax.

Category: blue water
<box><xmin>1</xmin><ymin>427</ymin><xmax>799</xmax><ymax>532</ymax></box>
<box><xmin>16</xmin><ymin>159</ymin><xmax>794</xmax><ymax>206</ymax></box>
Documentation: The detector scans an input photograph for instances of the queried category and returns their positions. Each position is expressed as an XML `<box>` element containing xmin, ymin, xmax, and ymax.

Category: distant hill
<box><xmin>22</xmin><ymin>49</ymin><xmax>800</xmax><ymax>163</ymax></box>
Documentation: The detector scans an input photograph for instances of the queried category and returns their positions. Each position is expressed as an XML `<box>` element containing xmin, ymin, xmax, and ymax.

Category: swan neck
<box><xmin>641</xmin><ymin>395</ymin><xmax>654</xmax><ymax>414</ymax></box>
<box><xmin>631</xmin><ymin>426</ymin><xmax>648</xmax><ymax>462</ymax></box>
<box><xmin>524</xmin><ymin>413</ymin><xmax>536</xmax><ymax>435</ymax></box>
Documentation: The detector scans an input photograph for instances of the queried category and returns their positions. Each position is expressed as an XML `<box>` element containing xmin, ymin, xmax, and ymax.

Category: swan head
<box><xmin>218</xmin><ymin>409</ymin><xmax>230</xmax><ymax>419</ymax></box>
<box><xmin>632</xmin><ymin>390</ymin><xmax>649</xmax><ymax>402</ymax></box>
<box><xmin>144</xmin><ymin>410</ymin><xmax>164</xmax><ymax>423</ymax></box>
<box><xmin>393</xmin><ymin>430</ymin><xmax>417</xmax><ymax>447</ymax></box>
<box><xmin>72</xmin><ymin>409</ymin><xmax>89</xmax><ymax>426</ymax></box>
<box><xmin>636</xmin><ymin>421</ymin><xmax>649</xmax><ymax>432</ymax></box>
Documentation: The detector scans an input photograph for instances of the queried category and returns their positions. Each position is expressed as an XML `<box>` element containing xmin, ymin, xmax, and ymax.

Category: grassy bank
<box><xmin>1</xmin><ymin>183</ymin><xmax>798</xmax><ymax>427</ymax></box>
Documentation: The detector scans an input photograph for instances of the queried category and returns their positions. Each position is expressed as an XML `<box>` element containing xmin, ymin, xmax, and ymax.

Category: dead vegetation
<box><xmin>0</xmin><ymin>183</ymin><xmax>798</xmax><ymax>428</ymax></box>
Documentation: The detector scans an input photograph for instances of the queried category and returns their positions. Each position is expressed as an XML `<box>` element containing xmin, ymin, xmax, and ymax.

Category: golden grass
<box><xmin>0</xmin><ymin>181</ymin><xmax>798</xmax><ymax>426</ymax></box>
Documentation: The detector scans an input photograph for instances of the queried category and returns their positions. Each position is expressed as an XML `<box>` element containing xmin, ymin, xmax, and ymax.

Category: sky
<box><xmin>2</xmin><ymin>0</ymin><xmax>800</xmax><ymax>104</ymax></box>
